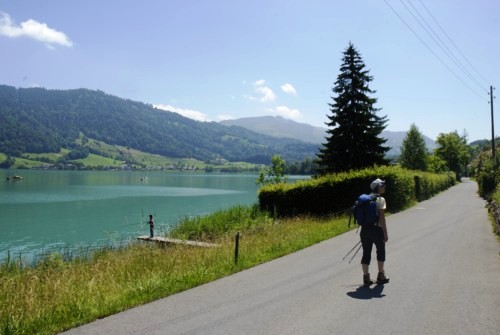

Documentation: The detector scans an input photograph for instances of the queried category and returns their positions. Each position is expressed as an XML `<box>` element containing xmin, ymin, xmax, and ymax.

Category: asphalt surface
<box><xmin>62</xmin><ymin>179</ymin><xmax>500</xmax><ymax>335</ymax></box>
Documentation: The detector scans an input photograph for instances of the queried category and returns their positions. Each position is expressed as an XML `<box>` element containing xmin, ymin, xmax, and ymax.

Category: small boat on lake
<box><xmin>6</xmin><ymin>175</ymin><xmax>23</xmax><ymax>181</ymax></box>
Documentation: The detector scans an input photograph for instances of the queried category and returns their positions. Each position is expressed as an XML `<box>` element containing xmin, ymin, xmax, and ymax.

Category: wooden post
<box><xmin>234</xmin><ymin>232</ymin><xmax>240</xmax><ymax>264</ymax></box>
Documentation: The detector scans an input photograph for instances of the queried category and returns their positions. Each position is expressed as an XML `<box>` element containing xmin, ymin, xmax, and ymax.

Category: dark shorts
<box><xmin>360</xmin><ymin>225</ymin><xmax>385</xmax><ymax>265</ymax></box>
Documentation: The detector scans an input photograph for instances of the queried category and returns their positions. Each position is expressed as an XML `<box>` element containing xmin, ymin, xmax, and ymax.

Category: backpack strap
<box><xmin>371</xmin><ymin>194</ymin><xmax>380</xmax><ymax>226</ymax></box>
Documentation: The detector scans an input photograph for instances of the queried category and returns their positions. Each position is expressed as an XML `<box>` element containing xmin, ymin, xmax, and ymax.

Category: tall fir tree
<box><xmin>400</xmin><ymin>123</ymin><xmax>428</xmax><ymax>171</ymax></box>
<box><xmin>316</xmin><ymin>43</ymin><xmax>389</xmax><ymax>174</ymax></box>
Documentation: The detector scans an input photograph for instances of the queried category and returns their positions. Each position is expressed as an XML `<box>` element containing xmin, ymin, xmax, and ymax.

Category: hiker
<box><xmin>361</xmin><ymin>178</ymin><xmax>389</xmax><ymax>286</ymax></box>
<box><xmin>148</xmin><ymin>214</ymin><xmax>154</xmax><ymax>238</ymax></box>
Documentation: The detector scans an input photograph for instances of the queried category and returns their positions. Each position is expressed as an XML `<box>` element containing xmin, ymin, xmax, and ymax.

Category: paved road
<box><xmin>63</xmin><ymin>180</ymin><xmax>500</xmax><ymax>335</ymax></box>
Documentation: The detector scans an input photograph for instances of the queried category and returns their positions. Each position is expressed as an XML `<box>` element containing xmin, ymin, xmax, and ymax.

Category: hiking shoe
<box><xmin>363</xmin><ymin>274</ymin><xmax>374</xmax><ymax>287</ymax></box>
<box><xmin>376</xmin><ymin>272</ymin><xmax>390</xmax><ymax>284</ymax></box>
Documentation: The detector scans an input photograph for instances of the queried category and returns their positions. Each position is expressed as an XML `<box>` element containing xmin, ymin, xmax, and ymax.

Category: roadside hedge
<box><xmin>487</xmin><ymin>184</ymin><xmax>500</xmax><ymax>236</ymax></box>
<box><xmin>258</xmin><ymin>166</ymin><xmax>456</xmax><ymax>217</ymax></box>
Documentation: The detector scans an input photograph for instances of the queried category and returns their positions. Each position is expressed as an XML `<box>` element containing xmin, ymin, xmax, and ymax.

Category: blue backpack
<box><xmin>351</xmin><ymin>194</ymin><xmax>379</xmax><ymax>227</ymax></box>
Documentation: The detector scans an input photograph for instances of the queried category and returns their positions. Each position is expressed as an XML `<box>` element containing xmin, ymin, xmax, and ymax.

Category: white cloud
<box><xmin>255</xmin><ymin>85</ymin><xmax>276</xmax><ymax>102</ymax></box>
<box><xmin>154</xmin><ymin>104</ymin><xmax>210</xmax><ymax>122</ymax></box>
<box><xmin>0</xmin><ymin>12</ymin><xmax>73</xmax><ymax>48</ymax></box>
<box><xmin>271</xmin><ymin>106</ymin><xmax>302</xmax><ymax>120</ymax></box>
<box><xmin>254</xmin><ymin>79</ymin><xmax>266</xmax><ymax>86</ymax></box>
<box><xmin>250</xmin><ymin>79</ymin><xmax>276</xmax><ymax>102</ymax></box>
<box><xmin>281</xmin><ymin>83</ymin><xmax>297</xmax><ymax>96</ymax></box>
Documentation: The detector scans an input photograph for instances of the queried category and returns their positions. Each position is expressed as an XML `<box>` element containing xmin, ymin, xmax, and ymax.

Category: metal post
<box><xmin>491</xmin><ymin>86</ymin><xmax>496</xmax><ymax>158</ymax></box>
<box><xmin>234</xmin><ymin>232</ymin><xmax>240</xmax><ymax>264</ymax></box>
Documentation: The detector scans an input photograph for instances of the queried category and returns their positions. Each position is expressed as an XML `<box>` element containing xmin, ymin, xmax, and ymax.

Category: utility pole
<box><xmin>490</xmin><ymin>86</ymin><xmax>496</xmax><ymax>158</ymax></box>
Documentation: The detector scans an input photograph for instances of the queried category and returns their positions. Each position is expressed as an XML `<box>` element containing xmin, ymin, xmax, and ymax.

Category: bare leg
<box><xmin>377</xmin><ymin>261</ymin><xmax>384</xmax><ymax>273</ymax></box>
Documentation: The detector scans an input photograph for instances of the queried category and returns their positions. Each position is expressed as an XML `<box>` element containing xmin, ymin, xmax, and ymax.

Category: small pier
<box><xmin>137</xmin><ymin>235</ymin><xmax>218</xmax><ymax>248</ymax></box>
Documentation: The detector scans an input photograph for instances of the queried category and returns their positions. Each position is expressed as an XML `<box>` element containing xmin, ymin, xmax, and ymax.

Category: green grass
<box><xmin>73</xmin><ymin>153</ymin><xmax>125</xmax><ymax>168</ymax></box>
<box><xmin>10</xmin><ymin>157</ymin><xmax>47</xmax><ymax>169</ymax></box>
<box><xmin>1</xmin><ymin>139</ymin><xmax>262</xmax><ymax>171</ymax></box>
<box><xmin>1</xmin><ymin>132</ymin><xmax>264</xmax><ymax>171</ymax></box>
<box><xmin>23</xmin><ymin>149</ymin><xmax>69</xmax><ymax>162</ymax></box>
<box><xmin>82</xmin><ymin>138</ymin><xmax>206</xmax><ymax>169</ymax></box>
<box><xmin>0</xmin><ymin>206</ymin><xmax>351</xmax><ymax>335</ymax></box>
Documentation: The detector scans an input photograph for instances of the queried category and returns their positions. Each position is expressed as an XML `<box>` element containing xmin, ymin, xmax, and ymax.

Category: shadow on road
<box><xmin>346</xmin><ymin>284</ymin><xmax>386</xmax><ymax>299</ymax></box>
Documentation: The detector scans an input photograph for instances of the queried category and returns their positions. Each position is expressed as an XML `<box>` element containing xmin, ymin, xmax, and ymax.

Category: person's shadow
<box><xmin>346</xmin><ymin>284</ymin><xmax>386</xmax><ymax>299</ymax></box>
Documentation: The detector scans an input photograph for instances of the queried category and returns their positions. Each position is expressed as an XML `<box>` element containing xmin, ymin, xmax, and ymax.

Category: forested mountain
<box><xmin>221</xmin><ymin>116</ymin><xmax>437</xmax><ymax>157</ymax></box>
<box><xmin>0</xmin><ymin>85</ymin><xmax>318</xmax><ymax>164</ymax></box>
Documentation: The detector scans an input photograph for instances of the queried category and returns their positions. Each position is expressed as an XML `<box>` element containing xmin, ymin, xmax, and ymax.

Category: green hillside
<box><xmin>0</xmin><ymin>85</ymin><xmax>318</xmax><ymax>168</ymax></box>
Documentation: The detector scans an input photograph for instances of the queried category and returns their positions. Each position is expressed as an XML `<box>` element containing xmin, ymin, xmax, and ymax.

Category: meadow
<box><xmin>0</xmin><ymin>205</ymin><xmax>351</xmax><ymax>335</ymax></box>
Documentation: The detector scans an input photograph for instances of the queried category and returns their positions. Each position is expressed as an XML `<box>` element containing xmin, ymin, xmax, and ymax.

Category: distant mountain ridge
<box><xmin>0</xmin><ymin>84</ymin><xmax>438</xmax><ymax>165</ymax></box>
<box><xmin>221</xmin><ymin>116</ymin><xmax>327</xmax><ymax>144</ymax></box>
<box><xmin>220</xmin><ymin>116</ymin><xmax>437</xmax><ymax>157</ymax></box>
<box><xmin>0</xmin><ymin>85</ymin><xmax>318</xmax><ymax>164</ymax></box>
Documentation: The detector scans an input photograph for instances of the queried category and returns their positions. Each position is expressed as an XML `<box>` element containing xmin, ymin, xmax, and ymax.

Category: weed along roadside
<box><xmin>0</xmin><ymin>167</ymin><xmax>456</xmax><ymax>335</ymax></box>
<box><xmin>0</xmin><ymin>210</ymin><xmax>352</xmax><ymax>335</ymax></box>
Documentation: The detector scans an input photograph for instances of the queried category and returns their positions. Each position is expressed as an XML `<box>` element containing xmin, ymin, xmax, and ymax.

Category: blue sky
<box><xmin>1</xmin><ymin>0</ymin><xmax>498</xmax><ymax>142</ymax></box>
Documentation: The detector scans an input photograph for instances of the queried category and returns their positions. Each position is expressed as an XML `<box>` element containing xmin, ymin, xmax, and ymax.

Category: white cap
<box><xmin>370</xmin><ymin>178</ymin><xmax>385</xmax><ymax>191</ymax></box>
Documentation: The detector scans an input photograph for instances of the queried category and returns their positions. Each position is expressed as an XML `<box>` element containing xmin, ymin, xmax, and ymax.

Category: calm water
<box><xmin>0</xmin><ymin>170</ymin><xmax>267</xmax><ymax>261</ymax></box>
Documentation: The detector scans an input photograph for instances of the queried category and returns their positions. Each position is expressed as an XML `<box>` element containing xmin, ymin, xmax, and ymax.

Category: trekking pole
<box><xmin>348</xmin><ymin>243</ymin><xmax>363</xmax><ymax>264</ymax></box>
<box><xmin>342</xmin><ymin>240</ymin><xmax>361</xmax><ymax>261</ymax></box>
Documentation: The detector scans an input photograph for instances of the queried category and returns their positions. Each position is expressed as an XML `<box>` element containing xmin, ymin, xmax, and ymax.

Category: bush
<box><xmin>258</xmin><ymin>166</ymin><xmax>456</xmax><ymax>216</ymax></box>
<box><xmin>473</xmin><ymin>154</ymin><xmax>499</xmax><ymax>199</ymax></box>
<box><xmin>490</xmin><ymin>185</ymin><xmax>500</xmax><ymax>236</ymax></box>
<box><xmin>477</xmin><ymin>158</ymin><xmax>499</xmax><ymax>199</ymax></box>
<box><xmin>414</xmin><ymin>171</ymin><xmax>456</xmax><ymax>201</ymax></box>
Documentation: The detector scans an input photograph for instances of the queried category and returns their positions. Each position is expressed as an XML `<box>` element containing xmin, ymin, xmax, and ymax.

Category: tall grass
<box><xmin>0</xmin><ymin>206</ymin><xmax>350</xmax><ymax>335</ymax></box>
<box><xmin>170</xmin><ymin>204</ymin><xmax>274</xmax><ymax>241</ymax></box>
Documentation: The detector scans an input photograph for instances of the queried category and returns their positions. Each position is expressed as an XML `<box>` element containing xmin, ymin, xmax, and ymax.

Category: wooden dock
<box><xmin>137</xmin><ymin>236</ymin><xmax>219</xmax><ymax>248</ymax></box>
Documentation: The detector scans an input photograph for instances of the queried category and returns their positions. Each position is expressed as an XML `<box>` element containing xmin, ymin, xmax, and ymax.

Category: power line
<box><xmin>417</xmin><ymin>0</ymin><xmax>492</xmax><ymax>87</ymax></box>
<box><xmin>383</xmin><ymin>0</ymin><xmax>486</xmax><ymax>100</ymax></box>
<box><xmin>403</xmin><ymin>0</ymin><xmax>488</xmax><ymax>93</ymax></box>
<box><xmin>395</xmin><ymin>0</ymin><xmax>487</xmax><ymax>98</ymax></box>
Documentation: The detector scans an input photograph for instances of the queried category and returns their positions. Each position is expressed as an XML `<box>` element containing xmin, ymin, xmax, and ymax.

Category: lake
<box><xmin>0</xmin><ymin>170</ymin><xmax>274</xmax><ymax>262</ymax></box>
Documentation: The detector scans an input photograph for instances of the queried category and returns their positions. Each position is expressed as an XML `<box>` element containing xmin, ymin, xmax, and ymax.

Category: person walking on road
<box><xmin>361</xmin><ymin>178</ymin><xmax>390</xmax><ymax>286</ymax></box>
<box><xmin>148</xmin><ymin>214</ymin><xmax>154</xmax><ymax>238</ymax></box>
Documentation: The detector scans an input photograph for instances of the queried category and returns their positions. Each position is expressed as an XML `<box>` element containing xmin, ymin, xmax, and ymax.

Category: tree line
<box><xmin>0</xmin><ymin>85</ymin><xmax>318</xmax><ymax>165</ymax></box>
<box><xmin>261</xmin><ymin>42</ymin><xmax>483</xmax><ymax>184</ymax></box>
<box><xmin>315</xmin><ymin>42</ymin><xmax>477</xmax><ymax>180</ymax></box>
